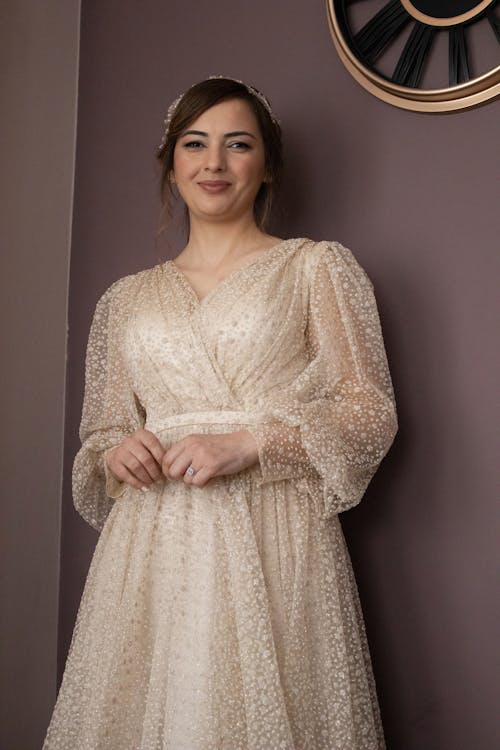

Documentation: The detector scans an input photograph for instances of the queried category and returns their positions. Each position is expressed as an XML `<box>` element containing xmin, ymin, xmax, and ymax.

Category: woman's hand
<box><xmin>162</xmin><ymin>430</ymin><xmax>259</xmax><ymax>487</ymax></box>
<box><xmin>105</xmin><ymin>429</ymin><xmax>165</xmax><ymax>490</ymax></box>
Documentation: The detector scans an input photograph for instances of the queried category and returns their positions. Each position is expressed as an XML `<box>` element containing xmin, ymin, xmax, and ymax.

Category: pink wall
<box><xmin>1</xmin><ymin>2</ymin><xmax>79</xmax><ymax>747</ymax></box>
<box><xmin>60</xmin><ymin>2</ymin><xmax>499</xmax><ymax>748</ymax></box>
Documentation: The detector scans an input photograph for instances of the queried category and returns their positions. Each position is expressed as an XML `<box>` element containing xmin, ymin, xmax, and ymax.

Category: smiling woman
<box><xmin>43</xmin><ymin>77</ymin><xmax>398</xmax><ymax>750</ymax></box>
<box><xmin>171</xmin><ymin>99</ymin><xmax>268</xmax><ymax>229</ymax></box>
<box><xmin>158</xmin><ymin>77</ymin><xmax>283</xmax><ymax>232</ymax></box>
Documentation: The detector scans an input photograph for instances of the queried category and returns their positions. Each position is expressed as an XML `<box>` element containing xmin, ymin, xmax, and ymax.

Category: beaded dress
<box><xmin>43</xmin><ymin>238</ymin><xmax>398</xmax><ymax>750</ymax></box>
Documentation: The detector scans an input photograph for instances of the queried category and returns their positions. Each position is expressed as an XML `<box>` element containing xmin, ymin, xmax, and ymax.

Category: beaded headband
<box><xmin>157</xmin><ymin>75</ymin><xmax>280</xmax><ymax>153</ymax></box>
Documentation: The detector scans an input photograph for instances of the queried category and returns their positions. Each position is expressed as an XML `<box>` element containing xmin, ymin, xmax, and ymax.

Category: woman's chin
<box><xmin>190</xmin><ymin>201</ymin><xmax>253</xmax><ymax>224</ymax></box>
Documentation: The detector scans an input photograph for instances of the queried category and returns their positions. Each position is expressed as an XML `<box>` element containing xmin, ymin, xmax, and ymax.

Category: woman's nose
<box><xmin>204</xmin><ymin>143</ymin><xmax>226</xmax><ymax>172</ymax></box>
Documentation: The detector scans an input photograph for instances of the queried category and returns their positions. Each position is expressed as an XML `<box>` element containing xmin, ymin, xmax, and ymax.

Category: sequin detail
<box><xmin>44</xmin><ymin>239</ymin><xmax>397</xmax><ymax>749</ymax></box>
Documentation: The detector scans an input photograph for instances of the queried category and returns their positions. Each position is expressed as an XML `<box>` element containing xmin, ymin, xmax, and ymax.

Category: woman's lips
<box><xmin>198</xmin><ymin>181</ymin><xmax>231</xmax><ymax>193</ymax></box>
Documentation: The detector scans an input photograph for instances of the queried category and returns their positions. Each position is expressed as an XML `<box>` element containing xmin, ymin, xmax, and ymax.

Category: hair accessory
<box><xmin>157</xmin><ymin>75</ymin><xmax>280</xmax><ymax>152</ymax></box>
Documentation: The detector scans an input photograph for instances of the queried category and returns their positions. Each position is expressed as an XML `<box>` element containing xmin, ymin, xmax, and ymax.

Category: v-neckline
<box><xmin>166</xmin><ymin>238</ymin><xmax>295</xmax><ymax>307</ymax></box>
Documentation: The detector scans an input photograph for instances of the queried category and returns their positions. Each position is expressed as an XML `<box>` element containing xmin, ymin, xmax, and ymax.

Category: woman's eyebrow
<box><xmin>181</xmin><ymin>130</ymin><xmax>208</xmax><ymax>137</ymax></box>
<box><xmin>224</xmin><ymin>131</ymin><xmax>256</xmax><ymax>139</ymax></box>
<box><xmin>180</xmin><ymin>129</ymin><xmax>256</xmax><ymax>139</ymax></box>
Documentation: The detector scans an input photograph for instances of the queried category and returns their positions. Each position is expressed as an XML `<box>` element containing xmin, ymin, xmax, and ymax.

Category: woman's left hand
<box><xmin>162</xmin><ymin>430</ymin><xmax>259</xmax><ymax>487</ymax></box>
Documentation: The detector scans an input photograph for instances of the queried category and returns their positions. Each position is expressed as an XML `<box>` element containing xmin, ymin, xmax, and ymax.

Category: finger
<box><xmin>189</xmin><ymin>466</ymin><xmax>214</xmax><ymax>488</ymax></box>
<box><xmin>137</xmin><ymin>430</ymin><xmax>166</xmax><ymax>466</ymax></box>
<box><xmin>167</xmin><ymin>451</ymin><xmax>194</xmax><ymax>480</ymax></box>
<box><xmin>182</xmin><ymin>463</ymin><xmax>200</xmax><ymax>485</ymax></box>
<box><xmin>127</xmin><ymin>444</ymin><xmax>163</xmax><ymax>482</ymax></box>
<box><xmin>113</xmin><ymin>465</ymin><xmax>147</xmax><ymax>491</ymax></box>
<box><xmin>162</xmin><ymin>438</ymin><xmax>187</xmax><ymax>462</ymax></box>
<box><xmin>162</xmin><ymin>442</ymin><xmax>188</xmax><ymax>477</ymax></box>
<box><xmin>121</xmin><ymin>448</ymin><xmax>158</xmax><ymax>485</ymax></box>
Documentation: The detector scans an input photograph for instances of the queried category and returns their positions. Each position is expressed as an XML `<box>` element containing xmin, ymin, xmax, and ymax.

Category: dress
<box><xmin>44</xmin><ymin>238</ymin><xmax>398</xmax><ymax>750</ymax></box>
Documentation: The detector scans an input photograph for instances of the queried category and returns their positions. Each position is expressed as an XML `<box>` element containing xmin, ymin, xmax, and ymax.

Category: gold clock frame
<box><xmin>326</xmin><ymin>0</ymin><xmax>500</xmax><ymax>112</ymax></box>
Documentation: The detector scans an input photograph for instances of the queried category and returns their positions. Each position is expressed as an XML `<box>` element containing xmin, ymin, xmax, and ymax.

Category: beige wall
<box><xmin>0</xmin><ymin>1</ymin><xmax>80</xmax><ymax>747</ymax></box>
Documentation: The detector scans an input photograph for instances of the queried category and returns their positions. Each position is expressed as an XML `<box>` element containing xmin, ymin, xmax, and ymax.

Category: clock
<box><xmin>326</xmin><ymin>0</ymin><xmax>500</xmax><ymax>111</ymax></box>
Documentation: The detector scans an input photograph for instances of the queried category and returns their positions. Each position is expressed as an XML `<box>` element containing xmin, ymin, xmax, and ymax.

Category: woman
<box><xmin>44</xmin><ymin>77</ymin><xmax>398</xmax><ymax>749</ymax></box>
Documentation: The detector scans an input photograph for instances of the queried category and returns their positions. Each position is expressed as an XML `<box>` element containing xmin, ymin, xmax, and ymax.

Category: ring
<box><xmin>185</xmin><ymin>465</ymin><xmax>196</xmax><ymax>477</ymax></box>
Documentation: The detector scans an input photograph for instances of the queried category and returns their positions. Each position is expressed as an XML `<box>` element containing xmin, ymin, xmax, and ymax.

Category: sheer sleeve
<box><xmin>248</xmin><ymin>242</ymin><xmax>398</xmax><ymax>518</ymax></box>
<box><xmin>72</xmin><ymin>277</ymin><xmax>145</xmax><ymax>531</ymax></box>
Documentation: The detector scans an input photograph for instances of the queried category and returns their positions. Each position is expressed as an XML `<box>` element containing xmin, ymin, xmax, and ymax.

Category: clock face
<box><xmin>326</xmin><ymin>0</ymin><xmax>500</xmax><ymax>111</ymax></box>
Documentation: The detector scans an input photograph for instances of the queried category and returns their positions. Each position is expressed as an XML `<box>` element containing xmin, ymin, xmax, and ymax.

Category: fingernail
<box><xmin>140</xmin><ymin>486</ymin><xmax>148</xmax><ymax>494</ymax></box>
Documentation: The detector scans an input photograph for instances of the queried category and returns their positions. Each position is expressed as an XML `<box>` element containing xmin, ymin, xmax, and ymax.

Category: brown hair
<box><xmin>156</xmin><ymin>77</ymin><xmax>283</xmax><ymax>230</ymax></box>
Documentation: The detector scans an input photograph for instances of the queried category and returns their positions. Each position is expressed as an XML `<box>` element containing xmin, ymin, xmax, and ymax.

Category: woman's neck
<box><xmin>179</xmin><ymin>215</ymin><xmax>278</xmax><ymax>270</ymax></box>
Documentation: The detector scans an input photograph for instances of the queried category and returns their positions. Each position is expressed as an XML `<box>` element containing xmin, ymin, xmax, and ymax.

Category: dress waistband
<box><xmin>146</xmin><ymin>410</ymin><xmax>267</xmax><ymax>435</ymax></box>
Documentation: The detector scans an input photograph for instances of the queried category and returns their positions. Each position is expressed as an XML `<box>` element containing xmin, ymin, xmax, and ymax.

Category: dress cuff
<box><xmin>102</xmin><ymin>447</ymin><xmax>128</xmax><ymax>499</ymax></box>
<box><xmin>246</xmin><ymin>422</ymin><xmax>318</xmax><ymax>484</ymax></box>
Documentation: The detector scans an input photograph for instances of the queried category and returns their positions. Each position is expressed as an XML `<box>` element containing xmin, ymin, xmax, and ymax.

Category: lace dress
<box><xmin>43</xmin><ymin>238</ymin><xmax>398</xmax><ymax>750</ymax></box>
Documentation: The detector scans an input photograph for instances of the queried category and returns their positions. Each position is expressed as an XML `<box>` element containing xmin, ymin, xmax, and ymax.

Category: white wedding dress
<box><xmin>43</xmin><ymin>238</ymin><xmax>397</xmax><ymax>749</ymax></box>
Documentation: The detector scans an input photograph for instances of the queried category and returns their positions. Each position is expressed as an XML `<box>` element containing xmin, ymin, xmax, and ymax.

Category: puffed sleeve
<box><xmin>72</xmin><ymin>277</ymin><xmax>145</xmax><ymax>531</ymax></box>
<box><xmin>248</xmin><ymin>242</ymin><xmax>398</xmax><ymax>518</ymax></box>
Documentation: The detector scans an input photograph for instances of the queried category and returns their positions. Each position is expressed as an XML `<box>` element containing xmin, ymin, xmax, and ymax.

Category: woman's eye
<box><xmin>183</xmin><ymin>141</ymin><xmax>205</xmax><ymax>149</ymax></box>
<box><xmin>228</xmin><ymin>141</ymin><xmax>251</xmax><ymax>150</ymax></box>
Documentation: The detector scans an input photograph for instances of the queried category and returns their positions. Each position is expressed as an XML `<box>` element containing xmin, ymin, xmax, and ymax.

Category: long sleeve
<box><xmin>72</xmin><ymin>278</ymin><xmax>145</xmax><ymax>531</ymax></box>
<box><xmin>248</xmin><ymin>242</ymin><xmax>398</xmax><ymax>518</ymax></box>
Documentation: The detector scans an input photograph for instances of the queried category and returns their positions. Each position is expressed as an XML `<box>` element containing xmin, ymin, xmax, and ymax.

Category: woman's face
<box><xmin>172</xmin><ymin>98</ymin><xmax>267</xmax><ymax>225</ymax></box>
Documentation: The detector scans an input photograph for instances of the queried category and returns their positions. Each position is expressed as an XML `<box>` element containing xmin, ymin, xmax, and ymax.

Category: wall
<box><xmin>60</xmin><ymin>1</ymin><xmax>499</xmax><ymax>748</ymax></box>
<box><xmin>0</xmin><ymin>1</ymin><xmax>80</xmax><ymax>747</ymax></box>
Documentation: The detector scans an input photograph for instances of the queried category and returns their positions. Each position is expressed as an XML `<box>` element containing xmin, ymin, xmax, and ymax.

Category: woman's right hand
<box><xmin>105</xmin><ymin>429</ymin><xmax>165</xmax><ymax>490</ymax></box>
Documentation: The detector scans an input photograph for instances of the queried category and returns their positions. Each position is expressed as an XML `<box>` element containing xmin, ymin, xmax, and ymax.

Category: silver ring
<box><xmin>185</xmin><ymin>465</ymin><xmax>196</xmax><ymax>477</ymax></box>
